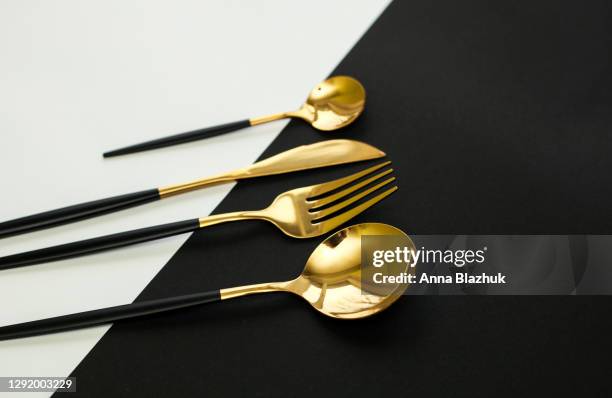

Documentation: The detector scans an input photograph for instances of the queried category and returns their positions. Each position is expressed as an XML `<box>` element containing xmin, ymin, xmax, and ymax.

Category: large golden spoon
<box><xmin>0</xmin><ymin>223</ymin><xmax>414</xmax><ymax>341</ymax></box>
<box><xmin>103</xmin><ymin>76</ymin><xmax>366</xmax><ymax>157</ymax></box>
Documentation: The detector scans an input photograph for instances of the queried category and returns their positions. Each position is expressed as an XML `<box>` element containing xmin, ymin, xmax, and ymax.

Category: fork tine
<box><xmin>316</xmin><ymin>186</ymin><xmax>398</xmax><ymax>232</ymax></box>
<box><xmin>307</xmin><ymin>161</ymin><xmax>391</xmax><ymax>198</ymax></box>
<box><xmin>311</xmin><ymin>177</ymin><xmax>396</xmax><ymax>220</ymax></box>
<box><xmin>309</xmin><ymin>168</ymin><xmax>393</xmax><ymax>209</ymax></box>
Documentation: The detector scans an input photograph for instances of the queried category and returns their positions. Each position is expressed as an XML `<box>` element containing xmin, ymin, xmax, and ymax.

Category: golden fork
<box><xmin>0</xmin><ymin>162</ymin><xmax>397</xmax><ymax>270</ymax></box>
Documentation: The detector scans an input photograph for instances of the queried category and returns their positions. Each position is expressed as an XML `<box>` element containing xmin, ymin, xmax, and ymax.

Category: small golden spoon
<box><xmin>103</xmin><ymin>76</ymin><xmax>366</xmax><ymax>157</ymax></box>
<box><xmin>0</xmin><ymin>223</ymin><xmax>414</xmax><ymax>340</ymax></box>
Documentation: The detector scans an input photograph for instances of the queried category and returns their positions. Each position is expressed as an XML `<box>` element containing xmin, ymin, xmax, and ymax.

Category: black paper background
<box><xmin>64</xmin><ymin>1</ymin><xmax>612</xmax><ymax>396</ymax></box>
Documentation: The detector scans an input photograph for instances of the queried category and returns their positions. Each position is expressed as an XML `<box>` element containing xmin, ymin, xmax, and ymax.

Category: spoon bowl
<box><xmin>300</xmin><ymin>223</ymin><xmax>413</xmax><ymax>318</ymax></box>
<box><xmin>222</xmin><ymin>223</ymin><xmax>416</xmax><ymax>319</ymax></box>
<box><xmin>296</xmin><ymin>75</ymin><xmax>366</xmax><ymax>131</ymax></box>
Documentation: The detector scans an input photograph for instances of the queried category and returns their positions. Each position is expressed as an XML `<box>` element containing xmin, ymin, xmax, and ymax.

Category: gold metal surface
<box><xmin>220</xmin><ymin>223</ymin><xmax>414</xmax><ymax>319</ymax></box>
<box><xmin>157</xmin><ymin>139</ymin><xmax>383</xmax><ymax>198</ymax></box>
<box><xmin>248</xmin><ymin>76</ymin><xmax>365</xmax><ymax>131</ymax></box>
<box><xmin>197</xmin><ymin>162</ymin><xmax>397</xmax><ymax>238</ymax></box>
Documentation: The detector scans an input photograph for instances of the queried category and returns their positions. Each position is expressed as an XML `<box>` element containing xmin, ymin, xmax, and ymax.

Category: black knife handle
<box><xmin>0</xmin><ymin>188</ymin><xmax>161</xmax><ymax>239</ymax></box>
<box><xmin>0</xmin><ymin>290</ymin><xmax>221</xmax><ymax>340</ymax></box>
<box><xmin>0</xmin><ymin>218</ymin><xmax>200</xmax><ymax>270</ymax></box>
<box><xmin>103</xmin><ymin>119</ymin><xmax>251</xmax><ymax>157</ymax></box>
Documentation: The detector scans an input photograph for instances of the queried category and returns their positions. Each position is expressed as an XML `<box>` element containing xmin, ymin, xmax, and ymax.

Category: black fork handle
<box><xmin>0</xmin><ymin>218</ymin><xmax>200</xmax><ymax>270</ymax></box>
<box><xmin>0</xmin><ymin>290</ymin><xmax>221</xmax><ymax>340</ymax></box>
<box><xmin>0</xmin><ymin>188</ymin><xmax>161</xmax><ymax>239</ymax></box>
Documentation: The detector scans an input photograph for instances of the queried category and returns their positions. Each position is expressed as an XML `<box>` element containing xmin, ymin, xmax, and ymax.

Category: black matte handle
<box><xmin>0</xmin><ymin>189</ymin><xmax>161</xmax><ymax>239</ymax></box>
<box><xmin>103</xmin><ymin>119</ymin><xmax>251</xmax><ymax>157</ymax></box>
<box><xmin>0</xmin><ymin>290</ymin><xmax>221</xmax><ymax>340</ymax></box>
<box><xmin>0</xmin><ymin>218</ymin><xmax>200</xmax><ymax>270</ymax></box>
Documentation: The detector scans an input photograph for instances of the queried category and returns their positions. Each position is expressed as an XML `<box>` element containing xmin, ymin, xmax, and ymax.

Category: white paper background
<box><xmin>0</xmin><ymin>1</ymin><xmax>389</xmax><ymax>396</ymax></box>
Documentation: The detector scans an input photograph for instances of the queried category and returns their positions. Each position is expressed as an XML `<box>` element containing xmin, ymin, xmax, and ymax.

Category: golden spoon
<box><xmin>103</xmin><ymin>76</ymin><xmax>366</xmax><ymax>157</ymax></box>
<box><xmin>0</xmin><ymin>223</ymin><xmax>414</xmax><ymax>340</ymax></box>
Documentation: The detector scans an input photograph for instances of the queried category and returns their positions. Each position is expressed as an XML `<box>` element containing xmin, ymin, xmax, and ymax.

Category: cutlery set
<box><xmin>0</xmin><ymin>223</ymin><xmax>411</xmax><ymax>340</ymax></box>
<box><xmin>0</xmin><ymin>139</ymin><xmax>382</xmax><ymax>238</ymax></box>
<box><xmin>0</xmin><ymin>162</ymin><xmax>395</xmax><ymax>269</ymax></box>
<box><xmin>0</xmin><ymin>76</ymin><xmax>408</xmax><ymax>341</ymax></box>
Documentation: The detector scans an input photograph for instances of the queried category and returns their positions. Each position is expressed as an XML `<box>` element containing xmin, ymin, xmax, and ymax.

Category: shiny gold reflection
<box><xmin>221</xmin><ymin>223</ymin><xmax>415</xmax><ymax>319</ymax></box>
<box><xmin>249</xmin><ymin>76</ymin><xmax>365</xmax><ymax>131</ymax></box>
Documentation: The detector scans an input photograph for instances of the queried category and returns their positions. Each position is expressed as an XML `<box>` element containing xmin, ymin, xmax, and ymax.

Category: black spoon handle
<box><xmin>0</xmin><ymin>189</ymin><xmax>161</xmax><ymax>239</ymax></box>
<box><xmin>0</xmin><ymin>218</ymin><xmax>200</xmax><ymax>270</ymax></box>
<box><xmin>103</xmin><ymin>119</ymin><xmax>251</xmax><ymax>158</ymax></box>
<box><xmin>0</xmin><ymin>290</ymin><xmax>221</xmax><ymax>340</ymax></box>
